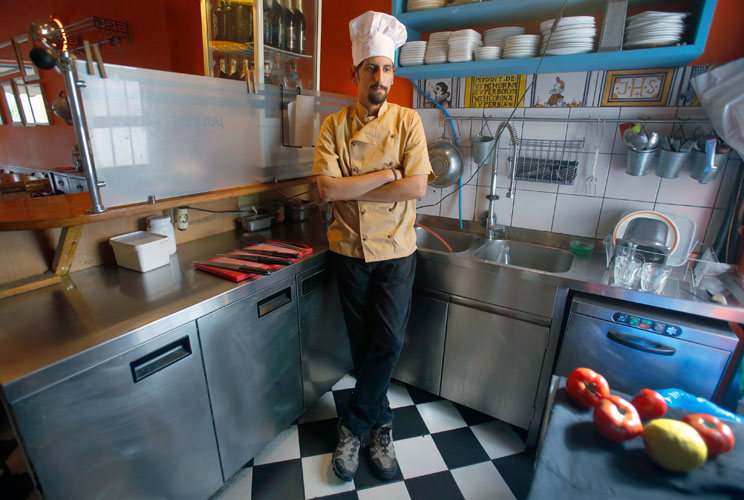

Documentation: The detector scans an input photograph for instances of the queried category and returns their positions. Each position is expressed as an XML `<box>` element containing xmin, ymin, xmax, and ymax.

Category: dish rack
<box><xmin>507</xmin><ymin>138</ymin><xmax>584</xmax><ymax>185</ymax></box>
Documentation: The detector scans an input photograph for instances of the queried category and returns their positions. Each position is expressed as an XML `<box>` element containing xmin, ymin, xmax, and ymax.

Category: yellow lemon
<box><xmin>642</xmin><ymin>418</ymin><xmax>707</xmax><ymax>472</ymax></box>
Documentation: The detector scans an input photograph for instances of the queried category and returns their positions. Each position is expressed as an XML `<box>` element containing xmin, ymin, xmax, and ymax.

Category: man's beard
<box><xmin>368</xmin><ymin>85</ymin><xmax>388</xmax><ymax>104</ymax></box>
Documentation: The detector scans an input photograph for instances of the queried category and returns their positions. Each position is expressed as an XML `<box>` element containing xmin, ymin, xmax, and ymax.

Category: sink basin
<box><xmin>415</xmin><ymin>226</ymin><xmax>481</xmax><ymax>253</ymax></box>
<box><xmin>474</xmin><ymin>240</ymin><xmax>574</xmax><ymax>273</ymax></box>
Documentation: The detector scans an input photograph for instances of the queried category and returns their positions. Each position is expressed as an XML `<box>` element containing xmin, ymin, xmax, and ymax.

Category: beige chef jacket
<box><xmin>312</xmin><ymin>101</ymin><xmax>433</xmax><ymax>262</ymax></box>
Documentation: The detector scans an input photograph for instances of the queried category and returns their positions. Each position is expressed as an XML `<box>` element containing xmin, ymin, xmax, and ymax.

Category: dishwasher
<box><xmin>555</xmin><ymin>293</ymin><xmax>742</xmax><ymax>403</ymax></box>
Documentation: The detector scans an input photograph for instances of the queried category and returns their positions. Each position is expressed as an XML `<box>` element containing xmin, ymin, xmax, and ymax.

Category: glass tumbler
<box><xmin>614</xmin><ymin>256</ymin><xmax>642</xmax><ymax>288</ymax></box>
<box><xmin>640</xmin><ymin>263</ymin><xmax>672</xmax><ymax>294</ymax></box>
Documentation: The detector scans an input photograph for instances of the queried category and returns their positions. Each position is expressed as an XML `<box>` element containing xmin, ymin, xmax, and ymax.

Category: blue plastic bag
<box><xmin>657</xmin><ymin>388</ymin><xmax>744</xmax><ymax>424</ymax></box>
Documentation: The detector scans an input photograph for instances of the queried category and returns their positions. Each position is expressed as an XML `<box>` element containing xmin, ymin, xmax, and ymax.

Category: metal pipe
<box><xmin>59</xmin><ymin>51</ymin><xmax>105</xmax><ymax>213</ymax></box>
<box><xmin>444</xmin><ymin>116</ymin><xmax>710</xmax><ymax>124</ymax></box>
<box><xmin>485</xmin><ymin>121</ymin><xmax>517</xmax><ymax>239</ymax></box>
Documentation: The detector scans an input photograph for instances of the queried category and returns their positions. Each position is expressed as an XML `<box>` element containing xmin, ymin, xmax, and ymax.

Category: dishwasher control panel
<box><xmin>612</xmin><ymin>312</ymin><xmax>683</xmax><ymax>337</ymax></box>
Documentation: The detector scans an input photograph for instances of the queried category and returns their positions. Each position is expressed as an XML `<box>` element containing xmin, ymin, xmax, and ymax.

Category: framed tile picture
<box><xmin>601</xmin><ymin>68</ymin><xmax>675</xmax><ymax>107</ymax></box>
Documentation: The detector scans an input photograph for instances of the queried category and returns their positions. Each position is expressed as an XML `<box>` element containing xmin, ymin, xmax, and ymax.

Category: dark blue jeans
<box><xmin>332</xmin><ymin>251</ymin><xmax>417</xmax><ymax>436</ymax></box>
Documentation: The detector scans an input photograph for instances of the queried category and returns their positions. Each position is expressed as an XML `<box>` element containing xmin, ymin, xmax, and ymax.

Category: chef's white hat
<box><xmin>349</xmin><ymin>11</ymin><xmax>407</xmax><ymax>67</ymax></box>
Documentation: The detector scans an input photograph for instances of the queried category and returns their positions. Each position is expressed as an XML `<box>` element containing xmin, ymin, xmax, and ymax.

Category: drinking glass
<box><xmin>640</xmin><ymin>263</ymin><xmax>672</xmax><ymax>294</ymax></box>
<box><xmin>319</xmin><ymin>202</ymin><xmax>333</xmax><ymax>223</ymax></box>
<box><xmin>614</xmin><ymin>256</ymin><xmax>642</xmax><ymax>288</ymax></box>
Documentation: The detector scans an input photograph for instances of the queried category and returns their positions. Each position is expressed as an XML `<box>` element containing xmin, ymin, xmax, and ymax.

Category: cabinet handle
<box><xmin>130</xmin><ymin>336</ymin><xmax>191</xmax><ymax>383</ymax></box>
<box><xmin>258</xmin><ymin>287</ymin><xmax>292</xmax><ymax>317</ymax></box>
<box><xmin>607</xmin><ymin>330</ymin><xmax>676</xmax><ymax>356</ymax></box>
<box><xmin>301</xmin><ymin>268</ymin><xmax>327</xmax><ymax>296</ymax></box>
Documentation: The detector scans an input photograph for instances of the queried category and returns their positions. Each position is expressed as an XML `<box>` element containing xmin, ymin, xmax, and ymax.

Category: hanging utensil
<box><xmin>585</xmin><ymin>119</ymin><xmax>603</xmax><ymax>195</ymax></box>
<box><xmin>429</xmin><ymin>127</ymin><xmax>463</xmax><ymax>188</ymax></box>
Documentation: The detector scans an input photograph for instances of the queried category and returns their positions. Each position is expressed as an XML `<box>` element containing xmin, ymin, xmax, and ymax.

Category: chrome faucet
<box><xmin>485</xmin><ymin>121</ymin><xmax>518</xmax><ymax>240</ymax></box>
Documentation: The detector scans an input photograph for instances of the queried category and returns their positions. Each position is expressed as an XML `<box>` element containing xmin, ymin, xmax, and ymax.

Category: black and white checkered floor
<box><xmin>211</xmin><ymin>374</ymin><xmax>536</xmax><ymax>500</ymax></box>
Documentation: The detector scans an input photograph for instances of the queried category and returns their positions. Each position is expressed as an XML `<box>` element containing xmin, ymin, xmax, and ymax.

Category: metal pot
<box><xmin>428</xmin><ymin>138</ymin><xmax>463</xmax><ymax>188</ymax></box>
<box><xmin>286</xmin><ymin>200</ymin><xmax>314</xmax><ymax>222</ymax></box>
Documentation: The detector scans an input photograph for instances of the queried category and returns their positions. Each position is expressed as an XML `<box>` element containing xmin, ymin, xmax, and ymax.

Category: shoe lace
<box><xmin>340</xmin><ymin>430</ymin><xmax>360</xmax><ymax>459</ymax></box>
<box><xmin>376</xmin><ymin>427</ymin><xmax>392</xmax><ymax>455</ymax></box>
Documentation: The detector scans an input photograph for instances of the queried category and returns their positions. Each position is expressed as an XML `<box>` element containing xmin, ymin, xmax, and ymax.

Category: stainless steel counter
<box><xmin>2</xmin><ymin>215</ymin><xmax>743</xmax><ymax>403</ymax></box>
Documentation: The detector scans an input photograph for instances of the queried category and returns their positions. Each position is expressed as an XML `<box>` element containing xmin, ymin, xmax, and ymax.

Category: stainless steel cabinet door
<box><xmin>297</xmin><ymin>264</ymin><xmax>352</xmax><ymax>410</ymax></box>
<box><xmin>393</xmin><ymin>289</ymin><xmax>449</xmax><ymax>395</ymax></box>
<box><xmin>441</xmin><ymin>301</ymin><xmax>549</xmax><ymax>429</ymax></box>
<box><xmin>197</xmin><ymin>277</ymin><xmax>302</xmax><ymax>480</ymax></box>
<box><xmin>12</xmin><ymin>322</ymin><xmax>222</xmax><ymax>500</ymax></box>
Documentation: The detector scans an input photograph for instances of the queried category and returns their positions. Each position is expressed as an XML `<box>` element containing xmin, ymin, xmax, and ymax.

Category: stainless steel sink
<box><xmin>415</xmin><ymin>226</ymin><xmax>481</xmax><ymax>253</ymax></box>
<box><xmin>473</xmin><ymin>240</ymin><xmax>574</xmax><ymax>273</ymax></box>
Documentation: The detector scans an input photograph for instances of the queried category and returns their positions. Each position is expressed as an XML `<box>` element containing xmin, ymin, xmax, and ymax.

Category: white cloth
<box><xmin>349</xmin><ymin>11</ymin><xmax>407</xmax><ymax>66</ymax></box>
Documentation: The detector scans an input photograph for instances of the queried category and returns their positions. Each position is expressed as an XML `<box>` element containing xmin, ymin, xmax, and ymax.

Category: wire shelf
<box><xmin>508</xmin><ymin>138</ymin><xmax>584</xmax><ymax>185</ymax></box>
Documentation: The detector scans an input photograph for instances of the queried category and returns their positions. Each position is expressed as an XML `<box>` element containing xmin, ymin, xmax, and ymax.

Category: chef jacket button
<box><xmin>353</xmin><ymin>167</ymin><xmax>359</xmax><ymax>173</ymax></box>
<box><xmin>390</xmin><ymin>134</ymin><xmax>395</xmax><ymax>139</ymax></box>
<box><xmin>362</xmin><ymin>235</ymin><xmax>368</xmax><ymax>241</ymax></box>
<box><xmin>387</xmin><ymin>234</ymin><xmax>393</xmax><ymax>239</ymax></box>
<box><xmin>351</xmin><ymin>140</ymin><xmax>357</xmax><ymax>146</ymax></box>
<box><xmin>388</xmin><ymin>207</ymin><xmax>393</xmax><ymax>212</ymax></box>
<box><xmin>361</xmin><ymin>209</ymin><xmax>366</xmax><ymax>215</ymax></box>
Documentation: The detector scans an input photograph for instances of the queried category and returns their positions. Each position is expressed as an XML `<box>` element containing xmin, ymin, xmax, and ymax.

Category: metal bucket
<box><xmin>625</xmin><ymin>147</ymin><xmax>659</xmax><ymax>176</ymax></box>
<box><xmin>471</xmin><ymin>135</ymin><xmax>495</xmax><ymax>165</ymax></box>
<box><xmin>655</xmin><ymin>149</ymin><xmax>690</xmax><ymax>178</ymax></box>
<box><xmin>689</xmin><ymin>151</ymin><xmax>729</xmax><ymax>184</ymax></box>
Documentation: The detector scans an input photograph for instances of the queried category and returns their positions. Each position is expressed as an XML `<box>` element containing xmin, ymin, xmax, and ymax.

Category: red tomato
<box><xmin>593</xmin><ymin>395</ymin><xmax>643</xmax><ymax>442</ymax></box>
<box><xmin>631</xmin><ymin>389</ymin><xmax>668</xmax><ymax>420</ymax></box>
<box><xmin>566</xmin><ymin>367</ymin><xmax>610</xmax><ymax>408</ymax></box>
<box><xmin>681</xmin><ymin>413</ymin><xmax>735</xmax><ymax>458</ymax></box>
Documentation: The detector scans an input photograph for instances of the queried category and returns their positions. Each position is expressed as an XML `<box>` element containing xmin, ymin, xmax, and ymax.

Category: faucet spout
<box><xmin>485</xmin><ymin>121</ymin><xmax>518</xmax><ymax>240</ymax></box>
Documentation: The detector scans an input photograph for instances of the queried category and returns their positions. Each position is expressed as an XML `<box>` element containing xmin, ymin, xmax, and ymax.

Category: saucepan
<box><xmin>428</xmin><ymin>137</ymin><xmax>463</xmax><ymax>188</ymax></box>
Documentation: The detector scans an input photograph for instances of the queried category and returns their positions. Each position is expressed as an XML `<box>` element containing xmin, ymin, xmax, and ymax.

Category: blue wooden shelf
<box><xmin>392</xmin><ymin>0</ymin><xmax>716</xmax><ymax>80</ymax></box>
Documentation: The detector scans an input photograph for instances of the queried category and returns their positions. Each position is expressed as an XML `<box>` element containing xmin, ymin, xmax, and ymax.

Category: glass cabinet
<box><xmin>200</xmin><ymin>0</ymin><xmax>320</xmax><ymax>89</ymax></box>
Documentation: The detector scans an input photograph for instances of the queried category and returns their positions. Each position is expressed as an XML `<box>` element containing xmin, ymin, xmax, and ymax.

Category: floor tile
<box><xmin>254</xmin><ymin>425</ymin><xmax>301</xmax><ymax>466</ymax></box>
<box><xmin>356</xmin><ymin>481</ymin><xmax>410</xmax><ymax>500</ymax></box>
<box><xmin>451</xmin><ymin>461</ymin><xmax>516</xmax><ymax>500</ymax></box>
<box><xmin>212</xmin><ymin>467</ymin><xmax>252</xmax><ymax>500</ymax></box>
<box><xmin>404</xmin><ymin>471</ymin><xmax>465</xmax><ymax>500</ymax></box>
<box><xmin>416</xmin><ymin>400</ymin><xmax>468</xmax><ymax>434</ymax></box>
<box><xmin>470</xmin><ymin>420</ymin><xmax>526</xmax><ymax>460</ymax></box>
<box><xmin>310</xmin><ymin>492</ymin><xmax>358</xmax><ymax>500</ymax></box>
<box><xmin>391</xmin><ymin>406</ymin><xmax>429</xmax><ymax>441</ymax></box>
<box><xmin>453</xmin><ymin>403</ymin><xmax>496</xmax><ymax>427</ymax></box>
<box><xmin>252</xmin><ymin>459</ymin><xmax>305</xmax><ymax>500</ymax></box>
<box><xmin>431</xmin><ymin>428</ymin><xmax>490</xmax><ymax>470</ymax></box>
<box><xmin>398</xmin><ymin>383</ymin><xmax>442</xmax><ymax>405</ymax></box>
<box><xmin>332</xmin><ymin>374</ymin><xmax>357</xmax><ymax>391</ymax></box>
<box><xmin>492</xmin><ymin>451</ymin><xmax>536</xmax><ymax>500</ymax></box>
<box><xmin>353</xmin><ymin>449</ymin><xmax>404</xmax><ymax>491</ymax></box>
<box><xmin>298</xmin><ymin>418</ymin><xmax>339</xmax><ymax>458</ymax></box>
<box><xmin>301</xmin><ymin>453</ymin><xmax>355</xmax><ymax>499</ymax></box>
<box><xmin>395</xmin><ymin>435</ymin><xmax>448</xmax><ymax>479</ymax></box>
<box><xmin>299</xmin><ymin>392</ymin><xmax>339</xmax><ymax>424</ymax></box>
<box><xmin>387</xmin><ymin>381</ymin><xmax>415</xmax><ymax>409</ymax></box>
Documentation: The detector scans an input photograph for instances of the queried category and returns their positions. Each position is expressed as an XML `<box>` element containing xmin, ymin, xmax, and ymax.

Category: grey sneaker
<box><xmin>332</xmin><ymin>423</ymin><xmax>361</xmax><ymax>482</ymax></box>
<box><xmin>369</xmin><ymin>423</ymin><xmax>398</xmax><ymax>480</ymax></box>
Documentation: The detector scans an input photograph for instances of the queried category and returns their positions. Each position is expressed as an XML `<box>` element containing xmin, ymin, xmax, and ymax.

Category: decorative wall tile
<box><xmin>552</xmin><ymin>195</ymin><xmax>603</xmax><ymax>238</ymax></box>
<box><xmin>585</xmin><ymin>70</ymin><xmax>606</xmax><ymax>107</ymax></box>
<box><xmin>600</xmin><ymin>68</ymin><xmax>676</xmax><ymax>107</ymax></box>
<box><xmin>558</xmin><ymin>152</ymin><xmax>611</xmax><ymax>197</ymax></box>
<box><xmin>511</xmin><ymin>190</ymin><xmax>556</xmax><ymax>231</ymax></box>
<box><xmin>475</xmin><ymin>186</ymin><xmax>514</xmax><ymax>226</ymax></box>
<box><xmin>464</xmin><ymin>75</ymin><xmax>529</xmax><ymax>108</ymax></box>
<box><xmin>532</xmin><ymin>72</ymin><xmax>589</xmax><ymax>108</ymax></box>
<box><xmin>415</xmin><ymin>79</ymin><xmax>462</xmax><ymax>110</ymax></box>
<box><xmin>604</xmin><ymin>153</ymin><xmax>660</xmax><ymax>202</ymax></box>
<box><xmin>676</xmin><ymin>65</ymin><xmax>709</xmax><ymax>107</ymax></box>
<box><xmin>596</xmin><ymin>199</ymin><xmax>654</xmax><ymax>239</ymax></box>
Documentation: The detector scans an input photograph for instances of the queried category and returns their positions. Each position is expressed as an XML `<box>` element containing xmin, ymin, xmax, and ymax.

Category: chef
<box><xmin>312</xmin><ymin>10</ymin><xmax>433</xmax><ymax>482</ymax></box>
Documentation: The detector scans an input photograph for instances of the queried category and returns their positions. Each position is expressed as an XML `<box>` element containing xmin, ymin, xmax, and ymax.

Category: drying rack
<box><xmin>508</xmin><ymin>138</ymin><xmax>584</xmax><ymax>185</ymax></box>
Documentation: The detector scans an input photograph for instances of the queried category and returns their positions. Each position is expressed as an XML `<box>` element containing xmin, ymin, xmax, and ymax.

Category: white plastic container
<box><xmin>146</xmin><ymin>215</ymin><xmax>177</xmax><ymax>254</ymax></box>
<box><xmin>109</xmin><ymin>231</ymin><xmax>170</xmax><ymax>272</ymax></box>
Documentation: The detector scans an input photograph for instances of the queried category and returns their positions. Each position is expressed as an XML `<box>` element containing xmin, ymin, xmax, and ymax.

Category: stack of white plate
<box><xmin>624</xmin><ymin>11</ymin><xmax>687</xmax><ymax>49</ymax></box>
<box><xmin>502</xmin><ymin>34</ymin><xmax>540</xmax><ymax>59</ymax></box>
<box><xmin>425</xmin><ymin>31</ymin><xmax>450</xmax><ymax>64</ymax></box>
<box><xmin>408</xmin><ymin>0</ymin><xmax>445</xmax><ymax>12</ymax></box>
<box><xmin>483</xmin><ymin>26</ymin><xmax>525</xmax><ymax>47</ymax></box>
<box><xmin>539</xmin><ymin>16</ymin><xmax>596</xmax><ymax>55</ymax></box>
<box><xmin>474</xmin><ymin>46</ymin><xmax>501</xmax><ymax>61</ymax></box>
<box><xmin>399</xmin><ymin>41</ymin><xmax>427</xmax><ymax>66</ymax></box>
<box><xmin>448</xmin><ymin>29</ymin><xmax>482</xmax><ymax>62</ymax></box>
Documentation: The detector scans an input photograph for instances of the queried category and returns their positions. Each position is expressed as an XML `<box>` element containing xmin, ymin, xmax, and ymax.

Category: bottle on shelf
<box><xmin>233</xmin><ymin>0</ymin><xmax>253</xmax><ymax>44</ymax></box>
<box><xmin>223</xmin><ymin>1</ymin><xmax>236</xmax><ymax>42</ymax></box>
<box><xmin>240</xmin><ymin>59</ymin><xmax>251</xmax><ymax>81</ymax></box>
<box><xmin>264</xmin><ymin>60</ymin><xmax>272</xmax><ymax>82</ymax></box>
<box><xmin>269</xmin><ymin>54</ymin><xmax>285</xmax><ymax>86</ymax></box>
<box><xmin>294</xmin><ymin>0</ymin><xmax>306</xmax><ymax>54</ymax></box>
<box><xmin>228</xmin><ymin>57</ymin><xmax>242</xmax><ymax>80</ymax></box>
<box><xmin>285</xmin><ymin>60</ymin><xmax>302</xmax><ymax>89</ymax></box>
<box><xmin>218</xmin><ymin>58</ymin><xmax>229</xmax><ymax>78</ymax></box>
<box><xmin>270</xmin><ymin>0</ymin><xmax>285</xmax><ymax>50</ymax></box>
<box><xmin>211</xmin><ymin>1</ymin><xmax>225</xmax><ymax>41</ymax></box>
<box><xmin>285</xmin><ymin>0</ymin><xmax>298</xmax><ymax>53</ymax></box>
<box><xmin>280</xmin><ymin>0</ymin><xmax>292</xmax><ymax>50</ymax></box>
<box><xmin>263</xmin><ymin>0</ymin><xmax>273</xmax><ymax>47</ymax></box>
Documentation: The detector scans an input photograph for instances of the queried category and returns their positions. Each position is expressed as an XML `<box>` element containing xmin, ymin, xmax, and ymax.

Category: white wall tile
<box><xmin>476</xmin><ymin>186</ymin><xmax>513</xmax><ymax>226</ymax></box>
<box><xmin>511</xmin><ymin>190</ymin><xmax>556</xmax><ymax>231</ymax></box>
<box><xmin>559</xmin><ymin>152</ymin><xmax>611</xmax><ymax>197</ymax></box>
<box><xmin>440</xmin><ymin>184</ymin><xmax>477</xmax><ymax>221</ymax></box>
<box><xmin>654</xmin><ymin>203</ymin><xmax>713</xmax><ymax>249</ymax></box>
<box><xmin>521</xmin><ymin>107</ymin><xmax>569</xmax><ymax>141</ymax></box>
<box><xmin>656</xmin><ymin>160</ymin><xmax>724</xmax><ymax>208</ymax></box>
<box><xmin>566</xmin><ymin>107</ymin><xmax>620</xmax><ymax>153</ymax></box>
<box><xmin>417</xmin><ymin>186</ymin><xmax>441</xmax><ymax>216</ymax></box>
<box><xmin>552</xmin><ymin>195</ymin><xmax>603</xmax><ymax>238</ymax></box>
<box><xmin>716</xmin><ymin>160</ymin><xmax>742</xmax><ymax>209</ymax></box>
<box><xmin>705</xmin><ymin>208</ymin><xmax>726</xmax><ymax>245</ymax></box>
<box><xmin>596</xmin><ymin>199</ymin><xmax>654</xmax><ymax>239</ymax></box>
<box><xmin>614</xmin><ymin>107</ymin><xmax>677</xmax><ymax>154</ymax></box>
<box><xmin>604</xmin><ymin>154</ymin><xmax>661</xmax><ymax>202</ymax></box>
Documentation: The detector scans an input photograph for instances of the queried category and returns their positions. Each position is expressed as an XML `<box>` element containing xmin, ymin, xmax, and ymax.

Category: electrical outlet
<box><xmin>238</xmin><ymin>194</ymin><xmax>259</xmax><ymax>211</ymax></box>
<box><xmin>175</xmin><ymin>208</ymin><xmax>189</xmax><ymax>231</ymax></box>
